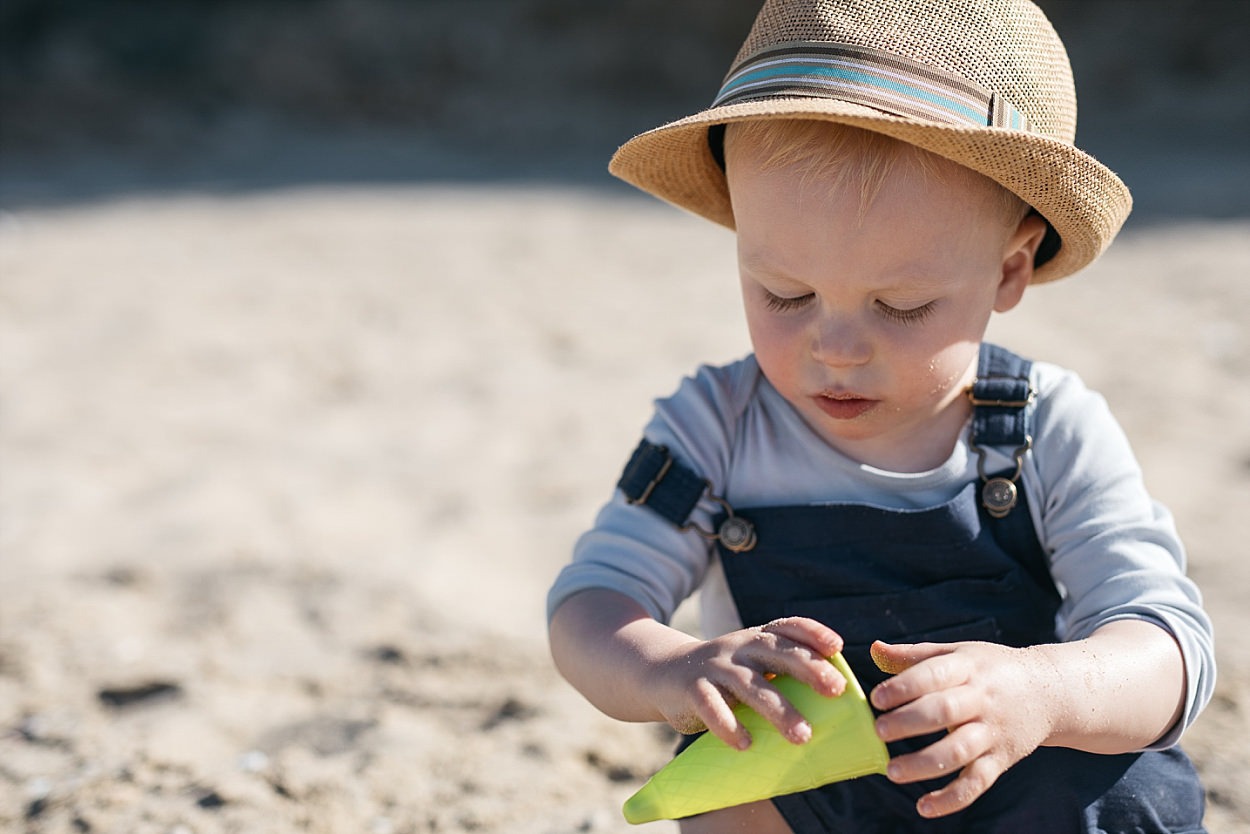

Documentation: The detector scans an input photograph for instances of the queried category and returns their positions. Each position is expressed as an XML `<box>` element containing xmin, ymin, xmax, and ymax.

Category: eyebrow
<box><xmin>738</xmin><ymin>249</ymin><xmax>802</xmax><ymax>281</ymax></box>
<box><xmin>875</xmin><ymin>269</ymin><xmax>951</xmax><ymax>295</ymax></box>
<box><xmin>740</xmin><ymin>250</ymin><xmax>951</xmax><ymax>296</ymax></box>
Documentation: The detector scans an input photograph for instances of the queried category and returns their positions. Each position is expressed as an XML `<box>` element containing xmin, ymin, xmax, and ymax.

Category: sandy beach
<box><xmin>0</xmin><ymin>169</ymin><xmax>1247</xmax><ymax>832</ymax></box>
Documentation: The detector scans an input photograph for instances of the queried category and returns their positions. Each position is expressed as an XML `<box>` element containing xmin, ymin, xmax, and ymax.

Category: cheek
<box><xmin>743</xmin><ymin>311</ymin><xmax>805</xmax><ymax>384</ymax></box>
<box><xmin>921</xmin><ymin>341</ymin><xmax>980</xmax><ymax>394</ymax></box>
<box><xmin>745</xmin><ymin>310</ymin><xmax>800</xmax><ymax>359</ymax></box>
<box><xmin>893</xmin><ymin>301</ymin><xmax>988</xmax><ymax>375</ymax></box>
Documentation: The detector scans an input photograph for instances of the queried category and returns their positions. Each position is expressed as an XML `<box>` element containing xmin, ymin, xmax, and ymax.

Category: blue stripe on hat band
<box><xmin>717</xmin><ymin>63</ymin><xmax>988</xmax><ymax>124</ymax></box>
<box><xmin>722</xmin><ymin>54</ymin><xmax>988</xmax><ymax>110</ymax></box>
<box><xmin>713</xmin><ymin>43</ymin><xmax>1034</xmax><ymax>133</ymax></box>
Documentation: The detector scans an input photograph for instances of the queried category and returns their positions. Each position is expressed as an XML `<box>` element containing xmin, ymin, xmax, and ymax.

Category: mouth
<box><xmin>812</xmin><ymin>392</ymin><xmax>878</xmax><ymax>420</ymax></box>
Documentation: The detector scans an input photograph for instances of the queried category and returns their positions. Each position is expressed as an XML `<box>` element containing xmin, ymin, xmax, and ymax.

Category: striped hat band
<box><xmin>713</xmin><ymin>42</ymin><xmax>1034</xmax><ymax>132</ymax></box>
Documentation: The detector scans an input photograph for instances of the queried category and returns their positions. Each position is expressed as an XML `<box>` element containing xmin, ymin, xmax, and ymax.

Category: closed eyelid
<box><xmin>876</xmin><ymin>299</ymin><xmax>936</xmax><ymax>323</ymax></box>
<box><xmin>877</xmin><ymin>298</ymin><xmax>934</xmax><ymax>311</ymax></box>
<box><xmin>763</xmin><ymin>289</ymin><xmax>815</xmax><ymax>313</ymax></box>
<box><xmin>743</xmin><ymin>270</ymin><xmax>815</xmax><ymax>311</ymax></box>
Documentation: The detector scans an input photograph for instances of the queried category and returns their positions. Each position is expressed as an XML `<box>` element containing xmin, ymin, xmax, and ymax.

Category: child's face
<box><xmin>727</xmin><ymin>135</ymin><xmax>1040</xmax><ymax>472</ymax></box>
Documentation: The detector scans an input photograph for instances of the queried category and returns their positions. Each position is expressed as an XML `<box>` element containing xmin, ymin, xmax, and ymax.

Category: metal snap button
<box><xmin>717</xmin><ymin>516</ymin><xmax>757</xmax><ymax>553</ymax></box>
<box><xmin>982</xmin><ymin>477</ymin><xmax>1018</xmax><ymax>518</ymax></box>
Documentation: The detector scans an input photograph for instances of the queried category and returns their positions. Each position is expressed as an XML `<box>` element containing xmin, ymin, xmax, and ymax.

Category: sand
<box><xmin>1</xmin><ymin>180</ymin><xmax>1248</xmax><ymax>832</ymax></box>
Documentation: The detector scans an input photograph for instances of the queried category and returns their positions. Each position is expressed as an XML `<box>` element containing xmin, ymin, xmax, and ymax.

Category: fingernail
<box><xmin>887</xmin><ymin>762</ymin><xmax>902</xmax><ymax>781</ymax></box>
<box><xmin>736</xmin><ymin>735</ymin><xmax>752</xmax><ymax>751</ymax></box>
<box><xmin>791</xmin><ymin>721</ymin><xmax>812</xmax><ymax>744</ymax></box>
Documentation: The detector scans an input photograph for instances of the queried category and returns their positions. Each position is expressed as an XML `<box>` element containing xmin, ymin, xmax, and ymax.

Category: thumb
<box><xmin>869</xmin><ymin>640</ymin><xmax>947</xmax><ymax>675</ymax></box>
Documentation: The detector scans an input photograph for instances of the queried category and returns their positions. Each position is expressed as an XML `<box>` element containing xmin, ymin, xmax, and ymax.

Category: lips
<box><xmin>812</xmin><ymin>392</ymin><xmax>878</xmax><ymax>420</ymax></box>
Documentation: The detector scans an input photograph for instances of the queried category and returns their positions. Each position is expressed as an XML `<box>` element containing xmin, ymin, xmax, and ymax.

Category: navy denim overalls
<box><xmin>618</xmin><ymin>344</ymin><xmax>1205</xmax><ymax>833</ymax></box>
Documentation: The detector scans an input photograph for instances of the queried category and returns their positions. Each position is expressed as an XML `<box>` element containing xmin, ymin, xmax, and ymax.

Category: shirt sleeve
<box><xmin>545</xmin><ymin>360</ymin><xmax>753</xmax><ymax>625</ymax></box>
<box><xmin>1027</xmin><ymin>364</ymin><xmax>1216</xmax><ymax>749</ymax></box>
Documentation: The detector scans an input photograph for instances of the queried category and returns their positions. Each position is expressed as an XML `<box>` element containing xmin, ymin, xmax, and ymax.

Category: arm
<box><xmin>1034</xmin><ymin>619</ymin><xmax>1184</xmax><ymax>752</ymax></box>
<box><xmin>549</xmin><ymin>588</ymin><xmax>847</xmax><ymax>749</ymax></box>
<box><xmin>860</xmin><ymin>367</ymin><xmax>1206</xmax><ymax>818</ymax></box>
<box><xmin>1028</xmin><ymin>364</ymin><xmax>1213</xmax><ymax>746</ymax></box>
<box><xmin>868</xmin><ymin>618</ymin><xmax>1185</xmax><ymax>817</ymax></box>
<box><xmin>548</xmin><ymin>360</ymin><xmax>851</xmax><ymax>746</ymax></box>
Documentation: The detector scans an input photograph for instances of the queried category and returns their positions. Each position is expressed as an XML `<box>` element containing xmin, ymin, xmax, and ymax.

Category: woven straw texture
<box><xmin>609</xmin><ymin>0</ymin><xmax>1133</xmax><ymax>283</ymax></box>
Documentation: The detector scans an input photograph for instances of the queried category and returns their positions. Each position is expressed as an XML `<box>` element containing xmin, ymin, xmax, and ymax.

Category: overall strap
<box><xmin>617</xmin><ymin>441</ymin><xmax>758</xmax><ymax>552</ymax></box>
<box><xmin>616</xmin><ymin>440</ymin><xmax>707</xmax><ymax>529</ymax></box>
<box><xmin>968</xmin><ymin>343</ymin><xmax>1035</xmax><ymax>518</ymax></box>
<box><xmin>969</xmin><ymin>342</ymin><xmax>1034</xmax><ymax>448</ymax></box>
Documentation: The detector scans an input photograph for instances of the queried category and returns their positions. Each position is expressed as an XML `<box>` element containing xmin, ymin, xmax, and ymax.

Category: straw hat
<box><xmin>609</xmin><ymin>0</ymin><xmax>1132</xmax><ymax>283</ymax></box>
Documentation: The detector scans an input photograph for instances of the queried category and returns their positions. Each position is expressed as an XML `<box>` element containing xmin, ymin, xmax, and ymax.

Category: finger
<box><xmin>762</xmin><ymin>617</ymin><xmax>844</xmax><ymax>658</ymax></box>
<box><xmin>749</xmin><ymin>644</ymin><xmax>846</xmax><ymax>699</ymax></box>
<box><xmin>752</xmin><ymin>621</ymin><xmax>847</xmax><ymax>697</ymax></box>
<box><xmin>689</xmin><ymin>677</ymin><xmax>752</xmax><ymax>751</ymax></box>
<box><xmin>870</xmin><ymin>647</ymin><xmax>968</xmax><ymax>711</ymax></box>
<box><xmin>691</xmin><ymin>661</ymin><xmax>814</xmax><ymax>748</ymax></box>
<box><xmin>870</xmin><ymin>640</ymin><xmax>949</xmax><ymax>675</ymax></box>
<box><xmin>883</xmin><ymin>721</ymin><xmax>992</xmax><ymax>784</ymax></box>
<box><xmin>874</xmin><ymin>684</ymin><xmax>982</xmax><ymax>742</ymax></box>
<box><xmin>726</xmin><ymin>668</ymin><xmax>815</xmax><ymax>745</ymax></box>
<box><xmin>915</xmin><ymin>754</ymin><xmax>1005</xmax><ymax>818</ymax></box>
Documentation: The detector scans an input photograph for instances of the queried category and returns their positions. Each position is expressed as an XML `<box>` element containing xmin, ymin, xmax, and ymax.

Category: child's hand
<box><xmin>868</xmin><ymin>639</ymin><xmax>1057</xmax><ymax>819</ymax></box>
<box><xmin>648</xmin><ymin>617</ymin><xmax>846</xmax><ymax>751</ymax></box>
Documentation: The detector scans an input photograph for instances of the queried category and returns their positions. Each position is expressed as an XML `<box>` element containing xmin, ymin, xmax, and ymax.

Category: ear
<box><xmin>993</xmin><ymin>212</ymin><xmax>1049</xmax><ymax>313</ymax></box>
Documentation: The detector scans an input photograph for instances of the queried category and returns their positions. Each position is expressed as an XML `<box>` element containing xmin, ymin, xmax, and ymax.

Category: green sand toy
<box><xmin>622</xmin><ymin>653</ymin><xmax>888</xmax><ymax>824</ymax></box>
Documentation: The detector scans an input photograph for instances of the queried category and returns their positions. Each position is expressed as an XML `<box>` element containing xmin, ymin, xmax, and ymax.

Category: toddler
<box><xmin>547</xmin><ymin>1</ymin><xmax>1214</xmax><ymax>830</ymax></box>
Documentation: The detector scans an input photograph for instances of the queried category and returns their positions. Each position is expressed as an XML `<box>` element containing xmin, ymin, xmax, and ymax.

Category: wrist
<box><xmin>1027</xmin><ymin>642</ymin><xmax>1078</xmax><ymax>748</ymax></box>
<box><xmin>1030</xmin><ymin>622</ymin><xmax>1186</xmax><ymax>753</ymax></box>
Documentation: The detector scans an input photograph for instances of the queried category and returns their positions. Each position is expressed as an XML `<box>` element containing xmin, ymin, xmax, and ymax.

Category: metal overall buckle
<box><xmin>622</xmin><ymin>443</ymin><xmax>757</xmax><ymax>553</ymax></box>
<box><xmin>965</xmin><ymin>376</ymin><xmax>1034</xmax><ymax>518</ymax></box>
<box><xmin>684</xmin><ymin>491</ymin><xmax>758</xmax><ymax>553</ymax></box>
<box><xmin>970</xmin><ymin>435</ymin><xmax>1032</xmax><ymax>518</ymax></box>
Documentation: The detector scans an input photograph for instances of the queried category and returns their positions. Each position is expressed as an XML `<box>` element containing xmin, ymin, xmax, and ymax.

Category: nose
<box><xmin>811</xmin><ymin>313</ymin><xmax>872</xmax><ymax>368</ymax></box>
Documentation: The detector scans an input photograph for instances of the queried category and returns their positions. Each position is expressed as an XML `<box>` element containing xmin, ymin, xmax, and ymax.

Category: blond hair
<box><xmin>723</xmin><ymin>119</ymin><xmax>1030</xmax><ymax>227</ymax></box>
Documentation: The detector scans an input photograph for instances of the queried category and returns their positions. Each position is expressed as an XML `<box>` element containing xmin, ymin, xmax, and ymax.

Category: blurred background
<box><xmin>2</xmin><ymin>0</ymin><xmax>1248</xmax><ymax>216</ymax></box>
<box><xmin>1</xmin><ymin>2</ymin><xmax>1248</xmax><ymax>833</ymax></box>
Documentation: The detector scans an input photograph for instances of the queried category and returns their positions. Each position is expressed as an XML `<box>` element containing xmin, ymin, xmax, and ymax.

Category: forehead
<box><xmin>725</xmin><ymin>125</ymin><xmax>1014</xmax><ymax>283</ymax></box>
<box><xmin>729</xmin><ymin>143</ymin><xmax>997</xmax><ymax>233</ymax></box>
<box><xmin>724</xmin><ymin>120</ymin><xmax>999</xmax><ymax>208</ymax></box>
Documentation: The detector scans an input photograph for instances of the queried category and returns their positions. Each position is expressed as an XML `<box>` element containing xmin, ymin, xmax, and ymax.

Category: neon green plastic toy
<box><xmin>622</xmin><ymin>653</ymin><xmax>888</xmax><ymax>824</ymax></box>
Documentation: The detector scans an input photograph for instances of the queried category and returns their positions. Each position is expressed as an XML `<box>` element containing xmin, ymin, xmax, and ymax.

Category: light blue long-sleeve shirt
<box><xmin>548</xmin><ymin>352</ymin><xmax>1215</xmax><ymax>748</ymax></box>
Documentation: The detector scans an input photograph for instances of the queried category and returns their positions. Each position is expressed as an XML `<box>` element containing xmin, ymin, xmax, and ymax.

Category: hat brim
<box><xmin>609</xmin><ymin>98</ymin><xmax>1132</xmax><ymax>283</ymax></box>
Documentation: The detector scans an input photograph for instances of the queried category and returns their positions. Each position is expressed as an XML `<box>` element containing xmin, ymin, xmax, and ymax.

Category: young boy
<box><xmin>547</xmin><ymin>0</ymin><xmax>1214</xmax><ymax>831</ymax></box>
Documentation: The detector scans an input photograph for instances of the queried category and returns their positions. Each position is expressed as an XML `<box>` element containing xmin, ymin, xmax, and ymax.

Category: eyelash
<box><xmin>763</xmin><ymin>292</ymin><xmax>814</xmax><ymax>313</ymax></box>
<box><xmin>877</xmin><ymin>301</ymin><xmax>936</xmax><ymax>325</ymax></box>
<box><xmin>763</xmin><ymin>292</ymin><xmax>936</xmax><ymax>325</ymax></box>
